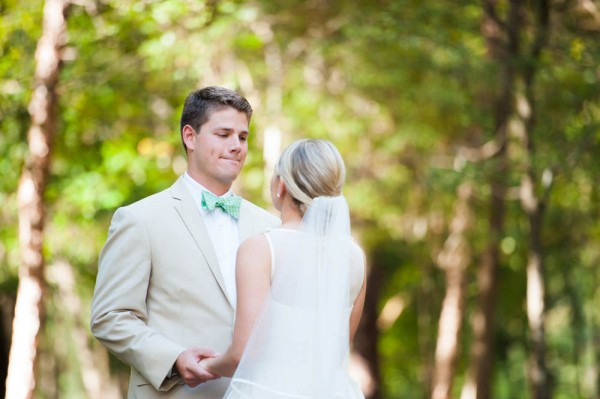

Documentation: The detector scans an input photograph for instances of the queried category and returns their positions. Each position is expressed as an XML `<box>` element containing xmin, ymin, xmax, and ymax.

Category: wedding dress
<box><xmin>224</xmin><ymin>196</ymin><xmax>365</xmax><ymax>399</ymax></box>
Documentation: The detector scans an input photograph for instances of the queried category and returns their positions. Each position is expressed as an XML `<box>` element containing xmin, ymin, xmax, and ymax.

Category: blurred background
<box><xmin>1</xmin><ymin>0</ymin><xmax>599</xmax><ymax>398</ymax></box>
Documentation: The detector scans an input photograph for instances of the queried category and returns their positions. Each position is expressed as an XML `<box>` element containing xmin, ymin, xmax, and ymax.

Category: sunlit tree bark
<box><xmin>516</xmin><ymin>1</ymin><xmax>552</xmax><ymax>397</ymax></box>
<box><xmin>256</xmin><ymin>21</ymin><xmax>284</xmax><ymax>201</ymax></box>
<box><xmin>431</xmin><ymin>183</ymin><xmax>473</xmax><ymax>399</ymax></box>
<box><xmin>5</xmin><ymin>0</ymin><xmax>70</xmax><ymax>398</ymax></box>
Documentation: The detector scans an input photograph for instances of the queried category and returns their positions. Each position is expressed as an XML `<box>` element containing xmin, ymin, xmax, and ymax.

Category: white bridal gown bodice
<box><xmin>224</xmin><ymin>228</ymin><xmax>365</xmax><ymax>399</ymax></box>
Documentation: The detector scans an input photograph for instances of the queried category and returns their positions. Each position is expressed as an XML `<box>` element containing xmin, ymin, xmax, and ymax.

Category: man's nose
<box><xmin>229</xmin><ymin>136</ymin><xmax>242</xmax><ymax>152</ymax></box>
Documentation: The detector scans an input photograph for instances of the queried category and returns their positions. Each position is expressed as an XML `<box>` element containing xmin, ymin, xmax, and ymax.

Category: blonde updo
<box><xmin>275</xmin><ymin>139</ymin><xmax>346</xmax><ymax>215</ymax></box>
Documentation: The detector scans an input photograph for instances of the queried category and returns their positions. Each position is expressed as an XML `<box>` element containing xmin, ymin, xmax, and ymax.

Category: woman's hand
<box><xmin>198</xmin><ymin>357</ymin><xmax>216</xmax><ymax>375</ymax></box>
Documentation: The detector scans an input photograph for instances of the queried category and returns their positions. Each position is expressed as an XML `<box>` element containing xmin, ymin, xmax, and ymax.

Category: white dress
<box><xmin>224</xmin><ymin>198</ymin><xmax>365</xmax><ymax>399</ymax></box>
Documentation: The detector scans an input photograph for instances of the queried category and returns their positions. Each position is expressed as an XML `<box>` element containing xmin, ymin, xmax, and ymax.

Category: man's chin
<box><xmin>219</xmin><ymin>172</ymin><xmax>242</xmax><ymax>186</ymax></box>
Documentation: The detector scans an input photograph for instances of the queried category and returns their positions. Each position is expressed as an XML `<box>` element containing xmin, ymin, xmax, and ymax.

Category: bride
<box><xmin>200</xmin><ymin>139</ymin><xmax>366</xmax><ymax>398</ymax></box>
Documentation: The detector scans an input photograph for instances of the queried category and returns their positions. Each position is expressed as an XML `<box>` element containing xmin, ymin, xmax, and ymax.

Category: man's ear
<box><xmin>182</xmin><ymin>125</ymin><xmax>196</xmax><ymax>151</ymax></box>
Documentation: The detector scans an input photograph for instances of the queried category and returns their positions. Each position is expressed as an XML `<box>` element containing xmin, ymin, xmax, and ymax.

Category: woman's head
<box><xmin>274</xmin><ymin>139</ymin><xmax>346</xmax><ymax>215</ymax></box>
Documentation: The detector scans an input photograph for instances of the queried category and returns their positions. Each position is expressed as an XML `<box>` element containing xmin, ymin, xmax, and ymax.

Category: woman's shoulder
<box><xmin>239</xmin><ymin>233</ymin><xmax>270</xmax><ymax>253</ymax></box>
<box><xmin>347</xmin><ymin>238</ymin><xmax>366</xmax><ymax>268</ymax></box>
<box><xmin>349</xmin><ymin>238</ymin><xmax>365</xmax><ymax>255</ymax></box>
<box><xmin>237</xmin><ymin>234</ymin><xmax>272</xmax><ymax>276</ymax></box>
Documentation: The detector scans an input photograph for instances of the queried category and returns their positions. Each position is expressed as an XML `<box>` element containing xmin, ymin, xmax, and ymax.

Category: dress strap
<box><xmin>263</xmin><ymin>231</ymin><xmax>276</xmax><ymax>280</ymax></box>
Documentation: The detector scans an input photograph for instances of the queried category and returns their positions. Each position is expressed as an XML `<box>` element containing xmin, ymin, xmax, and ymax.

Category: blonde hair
<box><xmin>275</xmin><ymin>139</ymin><xmax>346</xmax><ymax>215</ymax></box>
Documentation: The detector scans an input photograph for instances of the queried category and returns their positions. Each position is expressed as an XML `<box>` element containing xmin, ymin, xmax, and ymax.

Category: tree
<box><xmin>431</xmin><ymin>183</ymin><xmax>473</xmax><ymax>399</ymax></box>
<box><xmin>514</xmin><ymin>1</ymin><xmax>552</xmax><ymax>397</ymax></box>
<box><xmin>0</xmin><ymin>1</ymin><xmax>599</xmax><ymax>397</ymax></box>
<box><xmin>460</xmin><ymin>2</ymin><xmax>520</xmax><ymax>398</ymax></box>
<box><xmin>5</xmin><ymin>0</ymin><xmax>70</xmax><ymax>397</ymax></box>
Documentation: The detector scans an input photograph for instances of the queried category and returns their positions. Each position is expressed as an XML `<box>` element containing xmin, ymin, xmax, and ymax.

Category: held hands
<box><xmin>198</xmin><ymin>357</ymin><xmax>214</xmax><ymax>374</ymax></box>
<box><xmin>174</xmin><ymin>348</ymin><xmax>220</xmax><ymax>388</ymax></box>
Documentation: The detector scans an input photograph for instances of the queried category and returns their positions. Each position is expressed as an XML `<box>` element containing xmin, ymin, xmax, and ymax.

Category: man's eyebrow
<box><xmin>213</xmin><ymin>126</ymin><xmax>250</xmax><ymax>134</ymax></box>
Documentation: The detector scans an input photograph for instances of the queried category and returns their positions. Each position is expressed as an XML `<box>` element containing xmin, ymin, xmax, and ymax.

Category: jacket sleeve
<box><xmin>90</xmin><ymin>206</ymin><xmax>185</xmax><ymax>391</ymax></box>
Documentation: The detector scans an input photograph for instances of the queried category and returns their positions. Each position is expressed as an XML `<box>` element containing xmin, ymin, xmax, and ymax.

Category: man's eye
<box><xmin>240</xmin><ymin>136</ymin><xmax>248</xmax><ymax>141</ymax></box>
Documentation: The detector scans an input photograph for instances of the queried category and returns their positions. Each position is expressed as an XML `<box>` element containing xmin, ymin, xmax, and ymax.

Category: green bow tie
<box><xmin>201</xmin><ymin>191</ymin><xmax>241</xmax><ymax>219</ymax></box>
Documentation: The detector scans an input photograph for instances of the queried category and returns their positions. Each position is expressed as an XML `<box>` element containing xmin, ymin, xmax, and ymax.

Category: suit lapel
<box><xmin>170</xmin><ymin>177</ymin><xmax>232</xmax><ymax>308</ymax></box>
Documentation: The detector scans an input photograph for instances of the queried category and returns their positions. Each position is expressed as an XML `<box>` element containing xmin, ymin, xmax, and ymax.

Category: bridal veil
<box><xmin>224</xmin><ymin>196</ymin><xmax>364</xmax><ymax>399</ymax></box>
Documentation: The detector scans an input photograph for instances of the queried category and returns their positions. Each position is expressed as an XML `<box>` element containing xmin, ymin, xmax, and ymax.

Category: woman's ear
<box><xmin>182</xmin><ymin>125</ymin><xmax>196</xmax><ymax>151</ymax></box>
<box><xmin>277</xmin><ymin>179</ymin><xmax>286</xmax><ymax>198</ymax></box>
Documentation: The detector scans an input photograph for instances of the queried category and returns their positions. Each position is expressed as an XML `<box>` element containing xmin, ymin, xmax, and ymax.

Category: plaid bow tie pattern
<box><xmin>201</xmin><ymin>191</ymin><xmax>241</xmax><ymax>219</ymax></box>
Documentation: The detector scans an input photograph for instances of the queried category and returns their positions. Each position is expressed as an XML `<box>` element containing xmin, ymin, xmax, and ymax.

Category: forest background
<box><xmin>0</xmin><ymin>0</ymin><xmax>599</xmax><ymax>398</ymax></box>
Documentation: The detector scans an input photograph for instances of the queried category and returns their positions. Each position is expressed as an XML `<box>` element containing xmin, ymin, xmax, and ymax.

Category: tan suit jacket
<box><xmin>90</xmin><ymin>176</ymin><xmax>280</xmax><ymax>398</ymax></box>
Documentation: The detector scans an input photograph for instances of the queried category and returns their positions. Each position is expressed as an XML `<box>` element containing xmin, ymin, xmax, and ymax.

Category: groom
<box><xmin>90</xmin><ymin>86</ymin><xmax>280</xmax><ymax>398</ymax></box>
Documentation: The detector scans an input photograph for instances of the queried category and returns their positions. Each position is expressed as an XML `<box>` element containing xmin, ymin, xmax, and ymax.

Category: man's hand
<box><xmin>174</xmin><ymin>348</ymin><xmax>220</xmax><ymax>388</ymax></box>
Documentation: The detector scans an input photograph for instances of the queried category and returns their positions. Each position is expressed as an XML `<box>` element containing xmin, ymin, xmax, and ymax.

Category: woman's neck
<box><xmin>279</xmin><ymin>197</ymin><xmax>303</xmax><ymax>228</ymax></box>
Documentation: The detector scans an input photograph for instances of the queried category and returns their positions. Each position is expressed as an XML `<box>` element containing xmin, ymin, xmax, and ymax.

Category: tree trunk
<box><xmin>0</xmin><ymin>295</ymin><xmax>16</xmax><ymax>398</ymax></box>
<box><xmin>519</xmin><ymin>1</ymin><xmax>551</xmax><ymax>397</ymax></box>
<box><xmin>353</xmin><ymin>247</ymin><xmax>385</xmax><ymax>399</ymax></box>
<box><xmin>48</xmin><ymin>261</ymin><xmax>123</xmax><ymax>399</ymax></box>
<box><xmin>418</xmin><ymin>261</ymin><xmax>437</xmax><ymax>399</ymax></box>
<box><xmin>517</xmin><ymin>81</ymin><xmax>551</xmax><ymax>399</ymax></box>
<box><xmin>431</xmin><ymin>183</ymin><xmax>473</xmax><ymax>399</ymax></box>
<box><xmin>594</xmin><ymin>321</ymin><xmax>600</xmax><ymax>399</ymax></box>
<box><xmin>460</xmin><ymin>2</ymin><xmax>519</xmax><ymax>399</ymax></box>
<box><xmin>260</xmin><ymin>24</ymin><xmax>284</xmax><ymax>201</ymax></box>
<box><xmin>514</xmin><ymin>105</ymin><xmax>550</xmax><ymax>398</ymax></box>
<box><xmin>523</xmin><ymin>198</ymin><xmax>550</xmax><ymax>399</ymax></box>
<box><xmin>460</xmin><ymin>154</ymin><xmax>507</xmax><ymax>399</ymax></box>
<box><xmin>5</xmin><ymin>1</ymin><xmax>69</xmax><ymax>398</ymax></box>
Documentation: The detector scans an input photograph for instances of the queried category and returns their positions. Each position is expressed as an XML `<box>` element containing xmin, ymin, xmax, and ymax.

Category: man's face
<box><xmin>185</xmin><ymin>107</ymin><xmax>249</xmax><ymax>194</ymax></box>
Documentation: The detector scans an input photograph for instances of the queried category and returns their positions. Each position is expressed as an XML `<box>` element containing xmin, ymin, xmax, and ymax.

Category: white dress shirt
<box><xmin>183</xmin><ymin>172</ymin><xmax>241</xmax><ymax>307</ymax></box>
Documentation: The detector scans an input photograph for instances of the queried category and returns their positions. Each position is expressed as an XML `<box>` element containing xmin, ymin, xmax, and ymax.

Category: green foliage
<box><xmin>1</xmin><ymin>0</ymin><xmax>599</xmax><ymax>397</ymax></box>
